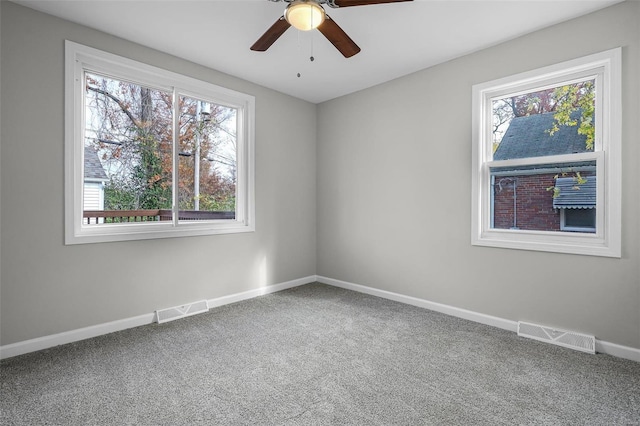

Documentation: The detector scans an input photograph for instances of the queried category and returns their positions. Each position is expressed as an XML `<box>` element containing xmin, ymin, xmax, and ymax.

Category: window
<box><xmin>561</xmin><ymin>209</ymin><xmax>596</xmax><ymax>233</ymax></box>
<box><xmin>65</xmin><ymin>41</ymin><xmax>255</xmax><ymax>244</ymax></box>
<box><xmin>472</xmin><ymin>48</ymin><xmax>621</xmax><ymax>257</ymax></box>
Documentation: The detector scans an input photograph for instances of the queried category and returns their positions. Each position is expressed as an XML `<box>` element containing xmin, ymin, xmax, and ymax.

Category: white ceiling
<box><xmin>14</xmin><ymin>0</ymin><xmax>622</xmax><ymax>103</ymax></box>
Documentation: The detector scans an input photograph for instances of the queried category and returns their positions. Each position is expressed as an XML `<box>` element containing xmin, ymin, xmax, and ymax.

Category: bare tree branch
<box><xmin>87</xmin><ymin>85</ymin><xmax>141</xmax><ymax>128</ymax></box>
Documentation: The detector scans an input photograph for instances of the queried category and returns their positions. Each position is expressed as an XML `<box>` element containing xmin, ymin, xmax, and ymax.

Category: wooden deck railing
<box><xmin>83</xmin><ymin>209</ymin><xmax>235</xmax><ymax>224</ymax></box>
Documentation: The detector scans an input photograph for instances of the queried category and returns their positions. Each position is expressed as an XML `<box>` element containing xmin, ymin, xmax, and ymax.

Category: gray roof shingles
<box><xmin>84</xmin><ymin>146</ymin><xmax>108</xmax><ymax>180</ymax></box>
<box><xmin>494</xmin><ymin>110</ymin><xmax>590</xmax><ymax>161</ymax></box>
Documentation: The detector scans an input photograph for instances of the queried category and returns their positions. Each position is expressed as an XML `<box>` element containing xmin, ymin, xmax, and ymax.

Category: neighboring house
<box><xmin>491</xmin><ymin>110</ymin><xmax>596</xmax><ymax>233</ymax></box>
<box><xmin>83</xmin><ymin>146</ymin><xmax>108</xmax><ymax>212</ymax></box>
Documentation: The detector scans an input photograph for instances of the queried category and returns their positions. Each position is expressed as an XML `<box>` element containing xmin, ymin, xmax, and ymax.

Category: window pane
<box><xmin>84</xmin><ymin>73</ymin><xmax>173</xmax><ymax>224</ymax></box>
<box><xmin>490</xmin><ymin>162</ymin><xmax>596</xmax><ymax>233</ymax></box>
<box><xmin>492</xmin><ymin>80</ymin><xmax>595</xmax><ymax>160</ymax></box>
<box><xmin>177</xmin><ymin>96</ymin><xmax>237</xmax><ymax>221</ymax></box>
<box><xmin>564</xmin><ymin>209</ymin><xmax>596</xmax><ymax>229</ymax></box>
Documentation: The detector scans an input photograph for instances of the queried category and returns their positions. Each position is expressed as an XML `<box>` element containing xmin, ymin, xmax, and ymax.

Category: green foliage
<box><xmin>104</xmin><ymin>179</ymin><xmax>138</xmax><ymax>210</ymax></box>
<box><xmin>546</xmin><ymin>185</ymin><xmax>561</xmax><ymax>199</ymax></box>
<box><xmin>103</xmin><ymin>134</ymin><xmax>171</xmax><ymax>211</ymax></box>
<box><xmin>573</xmin><ymin>171</ymin><xmax>587</xmax><ymax>185</ymax></box>
<box><xmin>198</xmin><ymin>194</ymin><xmax>236</xmax><ymax>212</ymax></box>
<box><xmin>178</xmin><ymin>190</ymin><xmax>235</xmax><ymax>212</ymax></box>
<box><xmin>548</xmin><ymin>81</ymin><xmax>595</xmax><ymax>149</ymax></box>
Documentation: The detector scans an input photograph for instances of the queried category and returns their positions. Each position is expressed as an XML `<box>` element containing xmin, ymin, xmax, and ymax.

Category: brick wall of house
<box><xmin>493</xmin><ymin>173</ymin><xmax>560</xmax><ymax>231</ymax></box>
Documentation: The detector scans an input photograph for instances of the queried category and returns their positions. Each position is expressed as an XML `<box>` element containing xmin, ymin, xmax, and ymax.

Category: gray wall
<box><xmin>2</xmin><ymin>1</ymin><xmax>639</xmax><ymax>353</ymax></box>
<box><xmin>317</xmin><ymin>1</ymin><xmax>640</xmax><ymax>349</ymax></box>
<box><xmin>0</xmin><ymin>2</ymin><xmax>317</xmax><ymax>345</ymax></box>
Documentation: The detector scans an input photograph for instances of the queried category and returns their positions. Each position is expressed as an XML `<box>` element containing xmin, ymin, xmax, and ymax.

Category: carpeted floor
<box><xmin>1</xmin><ymin>283</ymin><xmax>639</xmax><ymax>425</ymax></box>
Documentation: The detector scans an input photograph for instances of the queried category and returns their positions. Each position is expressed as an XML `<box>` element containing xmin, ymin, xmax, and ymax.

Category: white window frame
<box><xmin>471</xmin><ymin>48</ymin><xmax>621</xmax><ymax>257</ymax></box>
<box><xmin>65</xmin><ymin>41</ymin><xmax>255</xmax><ymax>244</ymax></box>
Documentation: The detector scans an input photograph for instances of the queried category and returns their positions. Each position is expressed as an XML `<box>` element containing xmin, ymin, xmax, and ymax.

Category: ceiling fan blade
<box><xmin>332</xmin><ymin>0</ymin><xmax>413</xmax><ymax>7</ymax></box>
<box><xmin>250</xmin><ymin>16</ymin><xmax>291</xmax><ymax>52</ymax></box>
<box><xmin>317</xmin><ymin>16</ymin><xmax>361</xmax><ymax>58</ymax></box>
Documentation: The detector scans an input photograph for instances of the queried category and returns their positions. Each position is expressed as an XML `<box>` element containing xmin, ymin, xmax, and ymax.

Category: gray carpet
<box><xmin>1</xmin><ymin>283</ymin><xmax>639</xmax><ymax>425</ymax></box>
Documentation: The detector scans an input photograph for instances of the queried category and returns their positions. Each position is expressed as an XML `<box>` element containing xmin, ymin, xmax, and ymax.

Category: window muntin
<box><xmin>472</xmin><ymin>48</ymin><xmax>621</xmax><ymax>257</ymax></box>
<box><xmin>66</xmin><ymin>41</ymin><xmax>255</xmax><ymax>244</ymax></box>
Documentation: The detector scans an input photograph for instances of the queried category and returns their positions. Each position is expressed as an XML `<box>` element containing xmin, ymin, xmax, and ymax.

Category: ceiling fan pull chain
<box><xmin>310</xmin><ymin>32</ymin><xmax>315</xmax><ymax>62</ymax></box>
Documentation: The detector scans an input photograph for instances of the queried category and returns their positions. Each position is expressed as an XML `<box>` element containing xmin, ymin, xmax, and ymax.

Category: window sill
<box><xmin>472</xmin><ymin>228</ymin><xmax>620</xmax><ymax>258</ymax></box>
<box><xmin>65</xmin><ymin>221</ymin><xmax>255</xmax><ymax>245</ymax></box>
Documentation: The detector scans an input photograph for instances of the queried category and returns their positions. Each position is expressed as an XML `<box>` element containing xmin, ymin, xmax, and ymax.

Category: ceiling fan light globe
<box><xmin>285</xmin><ymin>1</ymin><xmax>326</xmax><ymax>31</ymax></box>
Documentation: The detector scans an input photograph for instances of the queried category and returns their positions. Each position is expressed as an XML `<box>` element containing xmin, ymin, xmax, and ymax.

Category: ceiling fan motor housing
<box><xmin>285</xmin><ymin>0</ymin><xmax>326</xmax><ymax>31</ymax></box>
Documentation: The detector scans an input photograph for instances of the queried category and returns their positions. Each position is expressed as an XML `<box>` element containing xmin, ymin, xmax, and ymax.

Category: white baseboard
<box><xmin>595</xmin><ymin>340</ymin><xmax>640</xmax><ymax>363</ymax></box>
<box><xmin>206</xmin><ymin>275</ymin><xmax>316</xmax><ymax>309</ymax></box>
<box><xmin>0</xmin><ymin>313</ymin><xmax>156</xmax><ymax>360</ymax></box>
<box><xmin>317</xmin><ymin>276</ymin><xmax>518</xmax><ymax>332</ymax></box>
<box><xmin>0</xmin><ymin>275</ymin><xmax>316</xmax><ymax>360</ymax></box>
<box><xmin>316</xmin><ymin>276</ymin><xmax>640</xmax><ymax>363</ymax></box>
<box><xmin>3</xmin><ymin>274</ymin><xmax>639</xmax><ymax>363</ymax></box>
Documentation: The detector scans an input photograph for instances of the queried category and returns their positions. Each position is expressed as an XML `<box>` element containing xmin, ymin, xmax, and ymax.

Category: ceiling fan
<box><xmin>251</xmin><ymin>0</ymin><xmax>413</xmax><ymax>58</ymax></box>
